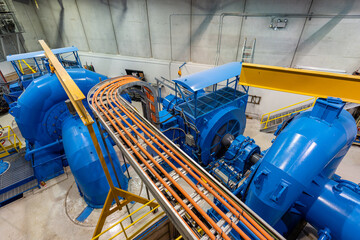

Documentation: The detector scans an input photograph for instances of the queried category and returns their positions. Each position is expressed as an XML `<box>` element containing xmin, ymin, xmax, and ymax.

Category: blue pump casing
<box><xmin>242</xmin><ymin>98</ymin><xmax>359</xmax><ymax>238</ymax></box>
<box><xmin>300</xmin><ymin>177</ymin><xmax>360</xmax><ymax>240</ymax></box>
<box><xmin>10</xmin><ymin>67</ymin><xmax>128</xmax><ymax>207</ymax></box>
<box><xmin>62</xmin><ymin>116</ymin><xmax>127</xmax><ymax>207</ymax></box>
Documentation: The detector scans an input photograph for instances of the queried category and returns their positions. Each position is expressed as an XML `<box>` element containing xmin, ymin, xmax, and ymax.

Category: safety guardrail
<box><xmin>91</xmin><ymin>199</ymin><xmax>165</xmax><ymax>240</ymax></box>
<box><xmin>0</xmin><ymin>126</ymin><xmax>22</xmax><ymax>158</ymax></box>
<box><xmin>260</xmin><ymin>97</ymin><xmax>316</xmax><ymax>131</ymax></box>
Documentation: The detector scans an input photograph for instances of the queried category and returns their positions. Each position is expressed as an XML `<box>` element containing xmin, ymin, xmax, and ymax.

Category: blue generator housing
<box><xmin>159</xmin><ymin>62</ymin><xmax>248</xmax><ymax>166</ymax></box>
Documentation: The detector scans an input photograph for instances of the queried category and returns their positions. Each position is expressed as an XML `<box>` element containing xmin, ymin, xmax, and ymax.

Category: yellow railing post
<box><xmin>120</xmin><ymin>222</ymin><xmax>128</xmax><ymax>239</ymax></box>
<box><xmin>17</xmin><ymin>60</ymin><xmax>24</xmax><ymax>74</ymax></box>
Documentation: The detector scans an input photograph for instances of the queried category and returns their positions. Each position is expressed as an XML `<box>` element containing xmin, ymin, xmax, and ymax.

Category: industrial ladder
<box><xmin>241</xmin><ymin>38</ymin><xmax>256</xmax><ymax>63</ymax></box>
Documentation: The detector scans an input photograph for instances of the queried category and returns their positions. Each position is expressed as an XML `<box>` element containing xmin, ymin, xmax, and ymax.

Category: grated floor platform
<box><xmin>0</xmin><ymin>148</ymin><xmax>38</xmax><ymax>205</ymax></box>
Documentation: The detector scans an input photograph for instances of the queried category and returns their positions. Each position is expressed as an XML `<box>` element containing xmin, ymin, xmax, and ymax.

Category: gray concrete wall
<box><xmin>0</xmin><ymin>61</ymin><xmax>14</xmax><ymax>75</ymax></box>
<box><xmin>79</xmin><ymin>51</ymin><xmax>310</xmax><ymax>117</ymax></box>
<box><xmin>4</xmin><ymin>0</ymin><xmax>360</xmax><ymax>116</ymax></box>
<box><xmin>11</xmin><ymin>0</ymin><xmax>47</xmax><ymax>52</ymax></box>
<box><xmin>7</xmin><ymin>0</ymin><xmax>360</xmax><ymax>70</ymax></box>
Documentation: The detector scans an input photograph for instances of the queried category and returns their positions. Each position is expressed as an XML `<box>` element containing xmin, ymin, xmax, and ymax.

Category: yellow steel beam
<box><xmin>39</xmin><ymin>40</ymin><xmax>94</xmax><ymax>126</ymax></box>
<box><xmin>240</xmin><ymin>63</ymin><xmax>360</xmax><ymax>104</ymax></box>
<box><xmin>113</xmin><ymin>187</ymin><xmax>158</xmax><ymax>208</ymax></box>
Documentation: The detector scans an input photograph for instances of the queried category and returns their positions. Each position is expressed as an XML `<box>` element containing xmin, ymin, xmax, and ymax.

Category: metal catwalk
<box><xmin>88</xmin><ymin>76</ymin><xmax>282</xmax><ymax>240</ymax></box>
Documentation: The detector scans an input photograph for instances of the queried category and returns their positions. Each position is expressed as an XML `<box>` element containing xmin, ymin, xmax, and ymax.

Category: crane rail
<box><xmin>87</xmin><ymin>76</ymin><xmax>283</xmax><ymax>240</ymax></box>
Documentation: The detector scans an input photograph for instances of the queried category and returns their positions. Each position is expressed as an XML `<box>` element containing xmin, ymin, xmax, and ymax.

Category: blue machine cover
<box><xmin>6</xmin><ymin>47</ymin><xmax>79</xmax><ymax>61</ymax></box>
<box><xmin>173</xmin><ymin>62</ymin><xmax>242</xmax><ymax>92</ymax></box>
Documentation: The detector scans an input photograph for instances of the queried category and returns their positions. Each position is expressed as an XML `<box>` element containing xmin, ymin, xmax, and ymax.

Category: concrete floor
<box><xmin>0</xmin><ymin>112</ymin><xmax>359</xmax><ymax>240</ymax></box>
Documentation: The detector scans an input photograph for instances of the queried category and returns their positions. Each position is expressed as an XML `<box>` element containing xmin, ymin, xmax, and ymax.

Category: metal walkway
<box><xmin>88</xmin><ymin>76</ymin><xmax>282</xmax><ymax>240</ymax></box>
<box><xmin>0</xmin><ymin>148</ymin><xmax>38</xmax><ymax>205</ymax></box>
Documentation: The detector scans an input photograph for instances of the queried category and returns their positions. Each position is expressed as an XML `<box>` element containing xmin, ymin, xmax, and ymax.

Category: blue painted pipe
<box><xmin>25</xmin><ymin>139</ymin><xmax>63</xmax><ymax>157</ymax></box>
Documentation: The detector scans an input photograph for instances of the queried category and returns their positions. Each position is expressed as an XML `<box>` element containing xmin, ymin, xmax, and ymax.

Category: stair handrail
<box><xmin>260</xmin><ymin>97</ymin><xmax>316</xmax><ymax>130</ymax></box>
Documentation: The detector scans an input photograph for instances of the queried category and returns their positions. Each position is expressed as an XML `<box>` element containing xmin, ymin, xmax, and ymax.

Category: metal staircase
<box><xmin>260</xmin><ymin>97</ymin><xmax>316</xmax><ymax>133</ymax></box>
<box><xmin>241</xmin><ymin>38</ymin><xmax>256</xmax><ymax>63</ymax></box>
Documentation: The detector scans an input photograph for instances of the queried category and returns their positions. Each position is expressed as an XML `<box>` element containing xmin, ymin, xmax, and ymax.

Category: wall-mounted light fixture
<box><xmin>269</xmin><ymin>17</ymin><xmax>288</xmax><ymax>30</ymax></box>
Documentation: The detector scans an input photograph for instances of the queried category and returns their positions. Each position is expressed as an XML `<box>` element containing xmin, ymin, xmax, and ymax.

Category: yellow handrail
<box><xmin>260</xmin><ymin>97</ymin><xmax>316</xmax><ymax>130</ymax></box>
<box><xmin>110</xmin><ymin>207</ymin><xmax>163</xmax><ymax>240</ymax></box>
<box><xmin>17</xmin><ymin>60</ymin><xmax>24</xmax><ymax>74</ymax></box>
<box><xmin>0</xmin><ymin>126</ymin><xmax>22</xmax><ymax>158</ymax></box>
<box><xmin>91</xmin><ymin>198</ymin><xmax>164</xmax><ymax>240</ymax></box>
<box><xmin>21</xmin><ymin>59</ymin><xmax>36</xmax><ymax>73</ymax></box>
<box><xmin>92</xmin><ymin>199</ymin><xmax>156</xmax><ymax>239</ymax></box>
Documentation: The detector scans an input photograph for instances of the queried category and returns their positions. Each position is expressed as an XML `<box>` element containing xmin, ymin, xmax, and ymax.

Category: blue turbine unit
<box><xmin>210</xmin><ymin>98</ymin><xmax>360</xmax><ymax>240</ymax></box>
<box><xmin>243</xmin><ymin>98</ymin><xmax>359</xmax><ymax>238</ymax></box>
<box><xmin>8</xmin><ymin>52</ymin><xmax>128</xmax><ymax>208</ymax></box>
<box><xmin>159</xmin><ymin>62</ymin><xmax>360</xmax><ymax>239</ymax></box>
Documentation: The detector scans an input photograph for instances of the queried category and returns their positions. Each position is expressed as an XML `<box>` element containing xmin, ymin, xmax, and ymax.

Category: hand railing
<box><xmin>260</xmin><ymin>97</ymin><xmax>316</xmax><ymax>130</ymax></box>
<box><xmin>0</xmin><ymin>126</ymin><xmax>22</xmax><ymax>158</ymax></box>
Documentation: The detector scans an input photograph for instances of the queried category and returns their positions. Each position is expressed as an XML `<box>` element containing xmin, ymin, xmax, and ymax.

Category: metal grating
<box><xmin>177</xmin><ymin>87</ymin><xmax>246</xmax><ymax>117</ymax></box>
<box><xmin>0</xmin><ymin>179</ymin><xmax>37</xmax><ymax>203</ymax></box>
<box><xmin>0</xmin><ymin>148</ymin><xmax>37</xmax><ymax>196</ymax></box>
